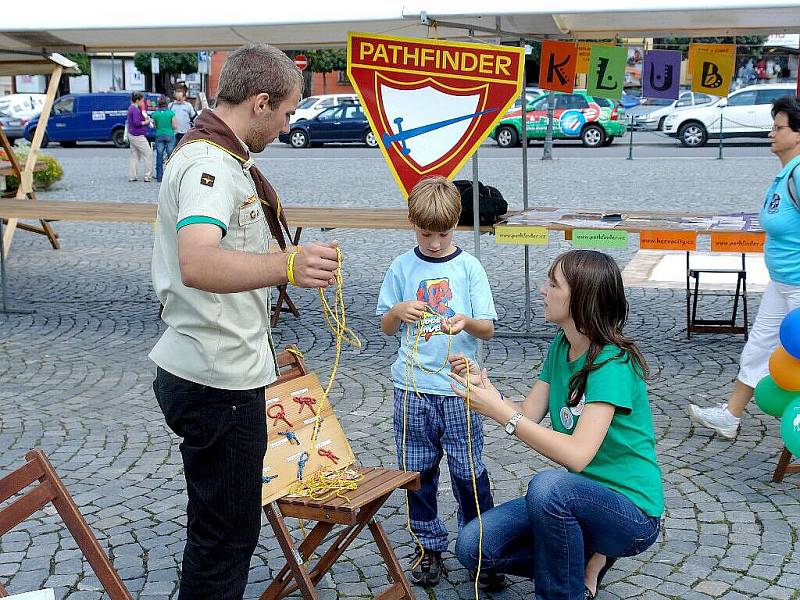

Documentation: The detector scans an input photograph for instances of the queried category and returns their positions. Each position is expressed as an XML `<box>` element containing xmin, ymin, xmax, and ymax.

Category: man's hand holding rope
<box><xmin>289</xmin><ymin>241</ymin><xmax>340</xmax><ymax>288</ymax></box>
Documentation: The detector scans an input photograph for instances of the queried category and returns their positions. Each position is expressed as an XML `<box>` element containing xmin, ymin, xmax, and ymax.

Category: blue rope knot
<box><xmin>280</xmin><ymin>431</ymin><xmax>300</xmax><ymax>445</ymax></box>
<box><xmin>297</xmin><ymin>451</ymin><xmax>309</xmax><ymax>480</ymax></box>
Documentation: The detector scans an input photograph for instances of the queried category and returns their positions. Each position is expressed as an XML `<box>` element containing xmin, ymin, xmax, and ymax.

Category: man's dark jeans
<box><xmin>153</xmin><ymin>368</ymin><xmax>266</xmax><ymax>600</ymax></box>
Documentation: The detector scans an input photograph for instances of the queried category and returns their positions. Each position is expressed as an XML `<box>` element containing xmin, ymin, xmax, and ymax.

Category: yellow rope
<box><xmin>400</xmin><ymin>312</ymin><xmax>483</xmax><ymax>597</ymax></box>
<box><xmin>288</xmin><ymin>247</ymin><xmax>363</xmax><ymax>503</ymax></box>
<box><xmin>463</xmin><ymin>363</ymin><xmax>483</xmax><ymax>599</ymax></box>
<box><xmin>285</xmin><ymin>466</ymin><xmax>363</xmax><ymax>503</ymax></box>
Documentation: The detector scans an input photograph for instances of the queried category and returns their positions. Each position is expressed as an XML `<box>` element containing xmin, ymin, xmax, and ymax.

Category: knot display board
<box><xmin>262</xmin><ymin>372</ymin><xmax>355</xmax><ymax>505</ymax></box>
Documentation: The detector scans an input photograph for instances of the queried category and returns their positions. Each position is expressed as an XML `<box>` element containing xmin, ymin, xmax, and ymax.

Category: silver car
<box><xmin>628</xmin><ymin>92</ymin><xmax>717</xmax><ymax>131</ymax></box>
<box><xmin>0</xmin><ymin>110</ymin><xmax>26</xmax><ymax>142</ymax></box>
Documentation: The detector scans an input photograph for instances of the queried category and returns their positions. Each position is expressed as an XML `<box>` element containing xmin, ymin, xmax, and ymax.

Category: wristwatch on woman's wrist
<box><xmin>505</xmin><ymin>412</ymin><xmax>524</xmax><ymax>436</ymax></box>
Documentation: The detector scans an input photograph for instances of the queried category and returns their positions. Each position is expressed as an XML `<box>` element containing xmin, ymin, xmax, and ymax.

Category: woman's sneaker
<box><xmin>470</xmin><ymin>569</ymin><xmax>508</xmax><ymax>591</ymax></box>
<box><xmin>687</xmin><ymin>403</ymin><xmax>740</xmax><ymax>439</ymax></box>
<box><xmin>409</xmin><ymin>548</ymin><xmax>444</xmax><ymax>587</ymax></box>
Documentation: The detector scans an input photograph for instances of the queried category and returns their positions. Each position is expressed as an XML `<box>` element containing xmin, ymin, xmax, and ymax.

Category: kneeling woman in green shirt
<box><xmin>449</xmin><ymin>249</ymin><xmax>663</xmax><ymax>600</ymax></box>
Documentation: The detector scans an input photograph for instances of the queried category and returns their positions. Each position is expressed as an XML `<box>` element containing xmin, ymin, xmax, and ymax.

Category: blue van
<box><xmin>24</xmin><ymin>92</ymin><xmax>160</xmax><ymax>148</ymax></box>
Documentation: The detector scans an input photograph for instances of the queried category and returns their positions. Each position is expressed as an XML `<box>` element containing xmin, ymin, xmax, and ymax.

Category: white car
<box><xmin>290</xmin><ymin>94</ymin><xmax>358</xmax><ymax>124</ymax></box>
<box><xmin>662</xmin><ymin>83</ymin><xmax>796</xmax><ymax>147</ymax></box>
<box><xmin>0</xmin><ymin>93</ymin><xmax>46</xmax><ymax>121</ymax></box>
<box><xmin>628</xmin><ymin>91</ymin><xmax>717</xmax><ymax>131</ymax></box>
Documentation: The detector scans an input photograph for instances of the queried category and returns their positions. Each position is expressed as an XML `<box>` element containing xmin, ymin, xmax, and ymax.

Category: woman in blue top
<box><xmin>449</xmin><ymin>250</ymin><xmax>663</xmax><ymax>600</ymax></box>
<box><xmin>689</xmin><ymin>96</ymin><xmax>800</xmax><ymax>439</ymax></box>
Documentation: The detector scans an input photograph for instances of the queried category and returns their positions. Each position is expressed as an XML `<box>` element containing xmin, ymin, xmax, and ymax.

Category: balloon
<box><xmin>780</xmin><ymin>307</ymin><xmax>800</xmax><ymax>360</ymax></box>
<box><xmin>781</xmin><ymin>399</ymin><xmax>800</xmax><ymax>457</ymax></box>
<box><xmin>755</xmin><ymin>375</ymin><xmax>800</xmax><ymax>417</ymax></box>
<box><xmin>769</xmin><ymin>346</ymin><xmax>800</xmax><ymax>392</ymax></box>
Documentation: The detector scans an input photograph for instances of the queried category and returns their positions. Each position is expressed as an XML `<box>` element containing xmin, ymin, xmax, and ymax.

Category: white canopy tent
<box><xmin>2</xmin><ymin>1</ymin><xmax>800</xmax><ymax>53</ymax></box>
<box><xmin>2</xmin><ymin>0</ymin><xmax>798</xmax><ymax>324</ymax></box>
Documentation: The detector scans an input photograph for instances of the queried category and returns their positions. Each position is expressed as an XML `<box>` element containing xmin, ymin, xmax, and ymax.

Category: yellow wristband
<box><xmin>287</xmin><ymin>252</ymin><xmax>298</xmax><ymax>286</ymax></box>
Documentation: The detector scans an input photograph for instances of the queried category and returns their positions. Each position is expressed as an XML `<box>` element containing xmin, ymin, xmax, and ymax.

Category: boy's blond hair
<box><xmin>407</xmin><ymin>176</ymin><xmax>462</xmax><ymax>232</ymax></box>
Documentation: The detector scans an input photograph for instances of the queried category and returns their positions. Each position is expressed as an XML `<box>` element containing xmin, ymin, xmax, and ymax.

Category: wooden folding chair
<box><xmin>273</xmin><ymin>344</ymin><xmax>309</xmax><ymax>386</ymax></box>
<box><xmin>772</xmin><ymin>447</ymin><xmax>800</xmax><ymax>482</ymax></box>
<box><xmin>262</xmin><ymin>348</ymin><xmax>421</xmax><ymax>600</ymax></box>
<box><xmin>262</xmin><ymin>468</ymin><xmax>420</xmax><ymax>600</ymax></box>
<box><xmin>0</xmin><ymin>449</ymin><xmax>132</xmax><ymax>599</ymax></box>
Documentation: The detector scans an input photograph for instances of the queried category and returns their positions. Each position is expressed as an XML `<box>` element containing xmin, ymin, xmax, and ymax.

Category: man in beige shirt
<box><xmin>150</xmin><ymin>44</ymin><xmax>339</xmax><ymax>600</ymax></box>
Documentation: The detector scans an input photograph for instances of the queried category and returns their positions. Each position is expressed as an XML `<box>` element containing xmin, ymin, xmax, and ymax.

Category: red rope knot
<box><xmin>267</xmin><ymin>403</ymin><xmax>293</xmax><ymax>428</ymax></box>
<box><xmin>293</xmin><ymin>395</ymin><xmax>318</xmax><ymax>415</ymax></box>
<box><xmin>318</xmin><ymin>448</ymin><xmax>339</xmax><ymax>464</ymax></box>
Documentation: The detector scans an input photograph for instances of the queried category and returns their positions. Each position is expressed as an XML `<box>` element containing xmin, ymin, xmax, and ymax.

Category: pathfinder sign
<box><xmin>347</xmin><ymin>32</ymin><xmax>524</xmax><ymax>197</ymax></box>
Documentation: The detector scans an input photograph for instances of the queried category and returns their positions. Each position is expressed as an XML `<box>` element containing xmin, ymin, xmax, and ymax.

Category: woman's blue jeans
<box><xmin>455</xmin><ymin>470</ymin><xmax>661</xmax><ymax>600</ymax></box>
<box><xmin>155</xmin><ymin>134</ymin><xmax>176</xmax><ymax>181</ymax></box>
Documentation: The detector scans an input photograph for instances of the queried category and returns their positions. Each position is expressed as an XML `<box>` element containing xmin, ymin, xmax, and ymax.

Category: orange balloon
<box><xmin>769</xmin><ymin>346</ymin><xmax>800</xmax><ymax>392</ymax></box>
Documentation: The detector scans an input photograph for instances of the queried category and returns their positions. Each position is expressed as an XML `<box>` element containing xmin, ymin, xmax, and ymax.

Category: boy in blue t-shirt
<box><xmin>376</xmin><ymin>176</ymin><xmax>504</xmax><ymax>590</ymax></box>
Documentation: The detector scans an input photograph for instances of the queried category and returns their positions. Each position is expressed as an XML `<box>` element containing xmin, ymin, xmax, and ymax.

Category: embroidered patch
<box><xmin>200</xmin><ymin>173</ymin><xmax>216</xmax><ymax>187</ymax></box>
<box><xmin>560</xmin><ymin>406</ymin><xmax>574</xmax><ymax>430</ymax></box>
<box><xmin>768</xmin><ymin>193</ymin><xmax>780</xmax><ymax>213</ymax></box>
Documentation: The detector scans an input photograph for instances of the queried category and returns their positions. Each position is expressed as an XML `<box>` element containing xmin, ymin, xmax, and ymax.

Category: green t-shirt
<box><xmin>152</xmin><ymin>109</ymin><xmax>175</xmax><ymax>136</ymax></box>
<box><xmin>539</xmin><ymin>331</ymin><xmax>664</xmax><ymax>517</ymax></box>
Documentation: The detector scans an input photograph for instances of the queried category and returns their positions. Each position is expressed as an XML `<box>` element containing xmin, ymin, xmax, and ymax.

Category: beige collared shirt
<box><xmin>149</xmin><ymin>139</ymin><xmax>278</xmax><ymax>389</ymax></box>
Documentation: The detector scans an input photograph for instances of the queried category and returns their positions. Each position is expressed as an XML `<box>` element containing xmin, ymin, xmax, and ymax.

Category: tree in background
<box><xmin>60</xmin><ymin>53</ymin><xmax>91</xmax><ymax>96</ymax></box>
<box><xmin>133</xmin><ymin>52</ymin><xmax>198</xmax><ymax>95</ymax></box>
<box><xmin>305</xmin><ymin>49</ymin><xmax>347</xmax><ymax>94</ymax></box>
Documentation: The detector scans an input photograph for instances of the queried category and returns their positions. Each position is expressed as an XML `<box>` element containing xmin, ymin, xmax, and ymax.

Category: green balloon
<box><xmin>755</xmin><ymin>375</ymin><xmax>800</xmax><ymax>417</ymax></box>
<box><xmin>781</xmin><ymin>399</ymin><xmax>800</xmax><ymax>457</ymax></box>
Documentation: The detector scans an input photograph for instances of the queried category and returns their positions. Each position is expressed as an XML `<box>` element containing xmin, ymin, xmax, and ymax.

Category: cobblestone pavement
<box><xmin>1</xmin><ymin>150</ymin><xmax>799</xmax><ymax>600</ymax></box>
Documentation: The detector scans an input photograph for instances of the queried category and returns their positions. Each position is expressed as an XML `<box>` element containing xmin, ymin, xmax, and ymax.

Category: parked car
<box><xmin>621</xmin><ymin>89</ymin><xmax>642</xmax><ymax>109</ymax></box>
<box><xmin>490</xmin><ymin>90</ymin><xmax>626</xmax><ymax>148</ymax></box>
<box><xmin>628</xmin><ymin>91</ymin><xmax>718</xmax><ymax>131</ymax></box>
<box><xmin>280</xmin><ymin>103</ymin><xmax>377</xmax><ymax>148</ymax></box>
<box><xmin>662</xmin><ymin>83</ymin><xmax>795</xmax><ymax>147</ymax></box>
<box><xmin>509</xmin><ymin>87</ymin><xmax>545</xmax><ymax>111</ymax></box>
<box><xmin>0</xmin><ymin>110</ymin><xmax>26</xmax><ymax>142</ymax></box>
<box><xmin>290</xmin><ymin>93</ymin><xmax>358</xmax><ymax>124</ymax></box>
<box><xmin>0</xmin><ymin>93</ymin><xmax>46</xmax><ymax>121</ymax></box>
<box><xmin>23</xmin><ymin>92</ymin><xmax>160</xmax><ymax>148</ymax></box>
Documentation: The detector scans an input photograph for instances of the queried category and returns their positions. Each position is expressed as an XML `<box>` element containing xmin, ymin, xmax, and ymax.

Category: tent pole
<box><xmin>521</xmin><ymin>39</ymin><xmax>531</xmax><ymax>332</ymax></box>
<box><xmin>0</xmin><ymin>216</ymin><xmax>34</xmax><ymax>315</ymax></box>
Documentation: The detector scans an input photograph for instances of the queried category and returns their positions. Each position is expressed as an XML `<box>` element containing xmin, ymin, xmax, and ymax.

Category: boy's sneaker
<box><xmin>409</xmin><ymin>548</ymin><xmax>444</xmax><ymax>587</ymax></box>
<box><xmin>687</xmin><ymin>403</ymin><xmax>740</xmax><ymax>439</ymax></box>
<box><xmin>470</xmin><ymin>569</ymin><xmax>508</xmax><ymax>592</ymax></box>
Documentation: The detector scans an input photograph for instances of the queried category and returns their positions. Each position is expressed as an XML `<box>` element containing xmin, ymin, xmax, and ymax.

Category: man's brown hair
<box><xmin>407</xmin><ymin>176</ymin><xmax>461</xmax><ymax>232</ymax></box>
<box><xmin>216</xmin><ymin>44</ymin><xmax>304</xmax><ymax>109</ymax></box>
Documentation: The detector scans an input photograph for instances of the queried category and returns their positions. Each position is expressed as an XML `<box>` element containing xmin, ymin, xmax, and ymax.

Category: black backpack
<box><xmin>453</xmin><ymin>180</ymin><xmax>508</xmax><ymax>226</ymax></box>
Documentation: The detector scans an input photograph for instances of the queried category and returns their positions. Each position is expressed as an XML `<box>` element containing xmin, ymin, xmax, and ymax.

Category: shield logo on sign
<box><xmin>375</xmin><ymin>74</ymin><xmax>492</xmax><ymax>173</ymax></box>
<box><xmin>348</xmin><ymin>33</ymin><xmax>524</xmax><ymax>196</ymax></box>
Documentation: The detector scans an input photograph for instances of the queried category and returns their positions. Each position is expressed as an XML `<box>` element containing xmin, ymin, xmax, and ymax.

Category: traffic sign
<box><xmin>347</xmin><ymin>32</ymin><xmax>523</xmax><ymax>197</ymax></box>
<box><xmin>294</xmin><ymin>54</ymin><xmax>308</xmax><ymax>71</ymax></box>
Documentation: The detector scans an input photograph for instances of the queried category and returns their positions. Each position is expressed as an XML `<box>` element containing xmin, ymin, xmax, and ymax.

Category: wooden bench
<box><xmin>0</xmin><ymin>199</ymin><xmax>492</xmax><ymax>324</ymax></box>
<box><xmin>0</xmin><ymin>200</ymin><xmax>493</xmax><ymax>231</ymax></box>
<box><xmin>264</xmin><ymin>347</ymin><xmax>420</xmax><ymax>600</ymax></box>
<box><xmin>0</xmin><ymin>449</ymin><xmax>132</xmax><ymax>599</ymax></box>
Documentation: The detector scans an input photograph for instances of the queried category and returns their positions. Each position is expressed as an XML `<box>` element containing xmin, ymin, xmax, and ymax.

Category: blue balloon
<box><xmin>780</xmin><ymin>308</ymin><xmax>800</xmax><ymax>360</ymax></box>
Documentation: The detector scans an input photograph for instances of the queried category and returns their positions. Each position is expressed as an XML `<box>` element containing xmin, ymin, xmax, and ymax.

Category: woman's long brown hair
<box><xmin>548</xmin><ymin>250</ymin><xmax>649</xmax><ymax>407</ymax></box>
